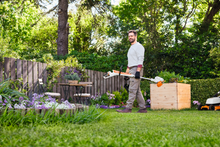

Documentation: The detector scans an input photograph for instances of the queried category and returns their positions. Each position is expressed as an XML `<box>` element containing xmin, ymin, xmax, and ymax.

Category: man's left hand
<box><xmin>135</xmin><ymin>71</ymin><xmax>140</xmax><ymax>79</ymax></box>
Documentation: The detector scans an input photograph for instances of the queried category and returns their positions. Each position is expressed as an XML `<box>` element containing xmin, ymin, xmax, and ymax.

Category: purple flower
<box><xmin>19</xmin><ymin>97</ymin><xmax>24</xmax><ymax>101</ymax></box>
<box><xmin>0</xmin><ymin>101</ymin><xmax>2</xmax><ymax>103</ymax></box>
<box><xmin>193</xmin><ymin>101</ymin><xmax>200</xmax><ymax>105</ymax></box>
<box><xmin>12</xmin><ymin>99</ymin><xmax>15</xmax><ymax>102</ymax></box>
<box><xmin>9</xmin><ymin>96</ymin><xmax>11</xmax><ymax>99</ymax></box>
<box><xmin>100</xmin><ymin>105</ymin><xmax>108</xmax><ymax>109</ymax></box>
<box><xmin>4</xmin><ymin>99</ymin><xmax>8</xmax><ymax>103</ymax></box>
<box><xmin>147</xmin><ymin>99</ymin><xmax>151</xmax><ymax>104</ymax></box>
<box><xmin>2</xmin><ymin>103</ymin><xmax>6</xmax><ymax>106</ymax></box>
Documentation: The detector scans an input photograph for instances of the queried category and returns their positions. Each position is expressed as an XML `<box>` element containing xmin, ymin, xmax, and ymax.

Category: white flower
<box><xmin>14</xmin><ymin>103</ymin><xmax>26</xmax><ymax>109</ymax></box>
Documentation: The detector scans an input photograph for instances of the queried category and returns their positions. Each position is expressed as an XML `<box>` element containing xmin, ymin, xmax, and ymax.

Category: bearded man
<box><xmin>116</xmin><ymin>30</ymin><xmax>147</xmax><ymax>113</ymax></box>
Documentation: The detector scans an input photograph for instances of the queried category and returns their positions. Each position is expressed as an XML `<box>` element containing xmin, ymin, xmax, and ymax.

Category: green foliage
<box><xmin>0</xmin><ymin>79</ymin><xmax>28</xmax><ymax>107</ymax></box>
<box><xmin>112</xmin><ymin>91</ymin><xmax>122</xmax><ymax>105</ymax></box>
<box><xmin>157</xmin><ymin>71</ymin><xmax>189</xmax><ymax>83</ymax></box>
<box><xmin>90</xmin><ymin>88</ymin><xmax>129</xmax><ymax>107</ymax></box>
<box><xmin>64</xmin><ymin>73</ymin><xmax>80</xmax><ymax>81</ymax></box>
<box><xmin>69</xmin><ymin>50</ymin><xmax>127</xmax><ymax>72</ymax></box>
<box><xmin>187</xmin><ymin>78</ymin><xmax>220</xmax><ymax>105</ymax></box>
<box><xmin>0</xmin><ymin>105</ymin><xmax>103</xmax><ymax>126</ymax></box>
<box><xmin>44</xmin><ymin>55</ymin><xmax>87</xmax><ymax>91</ymax></box>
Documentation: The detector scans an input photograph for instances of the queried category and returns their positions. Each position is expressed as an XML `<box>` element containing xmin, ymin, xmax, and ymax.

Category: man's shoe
<box><xmin>116</xmin><ymin>108</ymin><xmax>132</xmax><ymax>113</ymax></box>
<box><xmin>137</xmin><ymin>108</ymin><xmax>147</xmax><ymax>113</ymax></box>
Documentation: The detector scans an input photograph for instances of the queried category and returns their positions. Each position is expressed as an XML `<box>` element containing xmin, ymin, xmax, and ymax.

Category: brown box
<box><xmin>150</xmin><ymin>83</ymin><xmax>191</xmax><ymax>110</ymax></box>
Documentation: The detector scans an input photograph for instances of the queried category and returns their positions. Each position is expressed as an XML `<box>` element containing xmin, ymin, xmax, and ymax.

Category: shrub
<box><xmin>187</xmin><ymin>78</ymin><xmax>220</xmax><ymax>105</ymax></box>
<box><xmin>0</xmin><ymin>79</ymin><xmax>28</xmax><ymax>108</ymax></box>
<box><xmin>157</xmin><ymin>71</ymin><xmax>189</xmax><ymax>83</ymax></box>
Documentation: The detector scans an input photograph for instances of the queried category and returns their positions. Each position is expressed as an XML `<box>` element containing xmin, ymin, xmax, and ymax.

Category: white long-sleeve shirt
<box><xmin>127</xmin><ymin>42</ymin><xmax>145</xmax><ymax>67</ymax></box>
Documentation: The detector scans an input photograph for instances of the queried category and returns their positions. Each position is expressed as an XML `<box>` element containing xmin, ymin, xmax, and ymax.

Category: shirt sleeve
<box><xmin>136</xmin><ymin>44</ymin><xmax>145</xmax><ymax>66</ymax></box>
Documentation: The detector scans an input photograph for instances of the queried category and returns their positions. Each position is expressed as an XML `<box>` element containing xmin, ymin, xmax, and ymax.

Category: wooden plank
<box><xmin>98</xmin><ymin>71</ymin><xmax>101</xmax><ymax>95</ymax></box>
<box><xmin>84</xmin><ymin>69</ymin><xmax>88</xmax><ymax>93</ymax></box>
<box><xmin>90</xmin><ymin>70</ymin><xmax>94</xmax><ymax>96</ymax></box>
<box><xmin>87</xmin><ymin>69</ymin><xmax>91</xmax><ymax>94</ymax></box>
<box><xmin>60</xmin><ymin>68</ymin><xmax>65</xmax><ymax>98</ymax></box>
<box><xmin>4</xmin><ymin>57</ymin><xmax>10</xmax><ymax>79</ymax></box>
<box><xmin>33</xmin><ymin>62</ymin><xmax>38</xmax><ymax>93</ymax></box>
<box><xmin>102</xmin><ymin>73</ymin><xmax>107</xmax><ymax>93</ymax></box>
<box><xmin>119</xmin><ymin>76</ymin><xmax>123</xmax><ymax>91</ymax></box>
<box><xmin>38</xmin><ymin>62</ymin><xmax>43</xmax><ymax>79</ymax></box>
<box><xmin>111</xmin><ymin>76</ymin><xmax>114</xmax><ymax>93</ymax></box>
<box><xmin>42</xmin><ymin>63</ymin><xmax>47</xmax><ymax>91</ymax></box>
<box><xmin>90</xmin><ymin>70</ymin><xmax>94</xmax><ymax>95</ymax></box>
<box><xmin>22</xmin><ymin>60</ymin><xmax>28</xmax><ymax>94</ymax></box>
<box><xmin>108</xmin><ymin>76</ymin><xmax>111</xmax><ymax>93</ymax></box>
<box><xmin>178</xmin><ymin>103</ymin><xmax>191</xmax><ymax>110</ymax></box>
<box><xmin>17</xmin><ymin>59</ymin><xmax>22</xmax><ymax>79</ymax></box>
<box><xmin>28</xmin><ymin>61</ymin><xmax>33</xmax><ymax>98</ymax></box>
<box><xmin>10</xmin><ymin>58</ymin><xmax>16</xmax><ymax>80</ymax></box>
<box><xmin>0</xmin><ymin>61</ymin><xmax>3</xmax><ymax>82</ymax></box>
<box><xmin>94</xmin><ymin>71</ymin><xmax>97</xmax><ymax>95</ymax></box>
<box><xmin>151</xmin><ymin>104</ymin><xmax>178</xmax><ymax>110</ymax></box>
<box><xmin>114</xmin><ymin>75</ymin><xmax>118</xmax><ymax>92</ymax></box>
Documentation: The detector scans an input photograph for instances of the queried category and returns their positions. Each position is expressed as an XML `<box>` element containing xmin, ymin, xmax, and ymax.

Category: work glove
<box><xmin>135</xmin><ymin>71</ymin><xmax>140</xmax><ymax>79</ymax></box>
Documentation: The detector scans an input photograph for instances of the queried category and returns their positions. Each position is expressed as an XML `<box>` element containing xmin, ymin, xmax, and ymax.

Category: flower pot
<box><xmin>68</xmin><ymin>80</ymin><xmax>78</xmax><ymax>84</ymax></box>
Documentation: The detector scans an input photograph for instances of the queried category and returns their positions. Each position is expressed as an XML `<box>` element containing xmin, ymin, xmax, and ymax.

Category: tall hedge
<box><xmin>187</xmin><ymin>78</ymin><xmax>220</xmax><ymax>105</ymax></box>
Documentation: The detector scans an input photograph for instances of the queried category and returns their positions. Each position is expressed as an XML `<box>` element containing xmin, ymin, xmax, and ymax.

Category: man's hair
<box><xmin>128</xmin><ymin>30</ymin><xmax>137</xmax><ymax>36</ymax></box>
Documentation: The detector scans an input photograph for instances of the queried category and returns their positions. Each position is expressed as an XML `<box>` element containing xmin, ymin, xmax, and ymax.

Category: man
<box><xmin>117</xmin><ymin>30</ymin><xmax>147</xmax><ymax>113</ymax></box>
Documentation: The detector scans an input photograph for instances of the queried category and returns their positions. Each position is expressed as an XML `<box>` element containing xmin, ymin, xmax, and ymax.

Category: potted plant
<box><xmin>63</xmin><ymin>68</ymin><xmax>82</xmax><ymax>84</ymax></box>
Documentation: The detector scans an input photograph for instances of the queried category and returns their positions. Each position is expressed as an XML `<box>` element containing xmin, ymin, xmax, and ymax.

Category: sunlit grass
<box><xmin>1</xmin><ymin>108</ymin><xmax>220</xmax><ymax>146</ymax></box>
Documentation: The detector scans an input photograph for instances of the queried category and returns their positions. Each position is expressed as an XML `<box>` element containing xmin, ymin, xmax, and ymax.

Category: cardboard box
<box><xmin>150</xmin><ymin>83</ymin><xmax>191</xmax><ymax>110</ymax></box>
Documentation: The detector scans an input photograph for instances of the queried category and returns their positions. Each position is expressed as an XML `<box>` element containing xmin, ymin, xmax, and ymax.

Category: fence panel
<box><xmin>23</xmin><ymin>60</ymin><xmax>28</xmax><ymax>95</ymax></box>
<box><xmin>11</xmin><ymin>58</ymin><xmax>16</xmax><ymax>80</ymax></box>
<box><xmin>17</xmin><ymin>59</ymin><xmax>22</xmax><ymax>79</ymax></box>
<box><xmin>4</xmin><ymin>58</ymin><xmax>10</xmax><ymax>79</ymax></box>
<box><xmin>2</xmin><ymin>57</ymin><xmax>125</xmax><ymax>99</ymax></box>
<box><xmin>28</xmin><ymin>61</ymin><xmax>33</xmax><ymax>98</ymax></box>
<box><xmin>33</xmin><ymin>62</ymin><xmax>38</xmax><ymax>93</ymax></box>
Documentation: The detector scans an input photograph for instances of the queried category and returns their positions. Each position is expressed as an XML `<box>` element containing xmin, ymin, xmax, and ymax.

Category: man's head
<box><xmin>128</xmin><ymin>30</ymin><xmax>137</xmax><ymax>44</ymax></box>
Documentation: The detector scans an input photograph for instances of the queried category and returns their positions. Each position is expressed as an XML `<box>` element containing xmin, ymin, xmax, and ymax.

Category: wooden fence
<box><xmin>0</xmin><ymin>57</ymin><xmax>125</xmax><ymax>99</ymax></box>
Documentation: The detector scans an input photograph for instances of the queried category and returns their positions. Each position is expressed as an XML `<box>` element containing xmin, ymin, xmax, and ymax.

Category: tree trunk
<box><xmin>199</xmin><ymin>0</ymin><xmax>220</xmax><ymax>33</ymax></box>
<box><xmin>57</xmin><ymin>0</ymin><xmax>69</xmax><ymax>56</ymax></box>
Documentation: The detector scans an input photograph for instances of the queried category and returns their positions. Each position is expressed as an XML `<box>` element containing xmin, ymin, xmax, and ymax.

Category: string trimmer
<box><xmin>103</xmin><ymin>70</ymin><xmax>164</xmax><ymax>87</ymax></box>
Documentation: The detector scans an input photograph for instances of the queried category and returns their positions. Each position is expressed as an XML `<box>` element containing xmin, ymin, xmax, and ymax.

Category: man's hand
<box><xmin>126</xmin><ymin>68</ymin><xmax>129</xmax><ymax>74</ymax></box>
<box><xmin>135</xmin><ymin>71</ymin><xmax>140</xmax><ymax>79</ymax></box>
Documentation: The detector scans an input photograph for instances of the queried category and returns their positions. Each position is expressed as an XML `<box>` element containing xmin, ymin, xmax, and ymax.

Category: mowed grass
<box><xmin>1</xmin><ymin>108</ymin><xmax>220</xmax><ymax>147</ymax></box>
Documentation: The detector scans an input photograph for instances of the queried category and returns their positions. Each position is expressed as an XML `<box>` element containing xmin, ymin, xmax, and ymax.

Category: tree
<box><xmin>199</xmin><ymin>0</ymin><xmax>220</xmax><ymax>33</ymax></box>
<box><xmin>1</xmin><ymin>0</ymin><xmax>111</xmax><ymax>56</ymax></box>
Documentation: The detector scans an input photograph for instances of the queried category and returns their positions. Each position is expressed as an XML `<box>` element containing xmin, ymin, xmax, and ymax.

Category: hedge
<box><xmin>187</xmin><ymin>78</ymin><xmax>220</xmax><ymax>105</ymax></box>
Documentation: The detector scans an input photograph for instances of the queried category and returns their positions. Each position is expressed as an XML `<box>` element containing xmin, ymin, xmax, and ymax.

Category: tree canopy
<box><xmin>0</xmin><ymin>0</ymin><xmax>220</xmax><ymax>79</ymax></box>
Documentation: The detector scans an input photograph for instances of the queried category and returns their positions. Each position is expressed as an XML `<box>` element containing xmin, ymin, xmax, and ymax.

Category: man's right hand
<box><xmin>126</xmin><ymin>68</ymin><xmax>129</xmax><ymax>74</ymax></box>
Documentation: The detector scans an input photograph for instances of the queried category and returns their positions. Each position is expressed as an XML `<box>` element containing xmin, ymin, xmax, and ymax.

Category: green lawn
<box><xmin>1</xmin><ymin>108</ymin><xmax>220</xmax><ymax>147</ymax></box>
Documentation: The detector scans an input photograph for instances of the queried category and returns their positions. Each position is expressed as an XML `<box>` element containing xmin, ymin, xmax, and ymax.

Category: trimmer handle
<box><xmin>119</xmin><ymin>65</ymin><xmax>123</xmax><ymax>76</ymax></box>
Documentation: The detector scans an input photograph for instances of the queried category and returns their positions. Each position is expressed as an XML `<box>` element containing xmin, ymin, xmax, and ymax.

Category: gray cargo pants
<box><xmin>126</xmin><ymin>67</ymin><xmax>146</xmax><ymax>109</ymax></box>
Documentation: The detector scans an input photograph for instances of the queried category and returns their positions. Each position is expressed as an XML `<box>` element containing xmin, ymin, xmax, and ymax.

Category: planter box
<box><xmin>150</xmin><ymin>83</ymin><xmax>191</xmax><ymax>110</ymax></box>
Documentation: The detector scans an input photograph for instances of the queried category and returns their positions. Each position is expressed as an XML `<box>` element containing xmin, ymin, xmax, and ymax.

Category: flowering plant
<box><xmin>193</xmin><ymin>100</ymin><xmax>201</xmax><ymax>109</ymax></box>
<box><xmin>1</xmin><ymin>93</ymin><xmax>75</xmax><ymax>110</ymax></box>
<box><xmin>63</xmin><ymin>68</ymin><xmax>82</xmax><ymax>81</ymax></box>
<box><xmin>146</xmin><ymin>99</ymin><xmax>151</xmax><ymax>107</ymax></box>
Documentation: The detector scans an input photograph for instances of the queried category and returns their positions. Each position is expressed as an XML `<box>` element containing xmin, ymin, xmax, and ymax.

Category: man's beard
<box><xmin>129</xmin><ymin>38</ymin><xmax>135</xmax><ymax>43</ymax></box>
